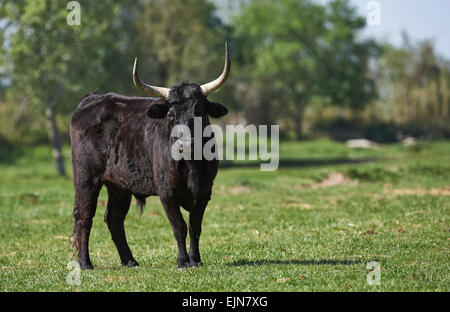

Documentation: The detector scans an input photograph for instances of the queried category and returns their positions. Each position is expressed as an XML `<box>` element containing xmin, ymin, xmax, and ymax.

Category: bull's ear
<box><xmin>206</xmin><ymin>102</ymin><xmax>228</xmax><ymax>118</ymax></box>
<box><xmin>146</xmin><ymin>103</ymin><xmax>169</xmax><ymax>119</ymax></box>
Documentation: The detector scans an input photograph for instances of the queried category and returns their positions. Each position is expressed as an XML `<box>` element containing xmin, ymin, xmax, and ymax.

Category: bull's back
<box><xmin>71</xmin><ymin>92</ymin><xmax>160</xmax><ymax>195</ymax></box>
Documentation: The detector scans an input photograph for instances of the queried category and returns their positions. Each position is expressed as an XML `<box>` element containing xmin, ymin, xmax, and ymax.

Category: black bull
<box><xmin>70</xmin><ymin>45</ymin><xmax>230</xmax><ymax>269</ymax></box>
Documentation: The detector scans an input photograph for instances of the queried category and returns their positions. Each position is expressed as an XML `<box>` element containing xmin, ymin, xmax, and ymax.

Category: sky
<box><xmin>342</xmin><ymin>0</ymin><xmax>450</xmax><ymax>59</ymax></box>
<box><xmin>339</xmin><ymin>0</ymin><xmax>450</xmax><ymax>59</ymax></box>
<box><xmin>215</xmin><ymin>0</ymin><xmax>450</xmax><ymax>59</ymax></box>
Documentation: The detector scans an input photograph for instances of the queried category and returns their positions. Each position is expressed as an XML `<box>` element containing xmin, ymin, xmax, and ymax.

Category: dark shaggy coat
<box><xmin>70</xmin><ymin>84</ymin><xmax>227</xmax><ymax>269</ymax></box>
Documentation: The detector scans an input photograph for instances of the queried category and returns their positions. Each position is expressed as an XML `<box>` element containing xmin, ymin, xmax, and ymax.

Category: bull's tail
<box><xmin>134</xmin><ymin>195</ymin><xmax>146</xmax><ymax>216</ymax></box>
<box><xmin>68</xmin><ymin>196</ymin><xmax>79</xmax><ymax>261</ymax></box>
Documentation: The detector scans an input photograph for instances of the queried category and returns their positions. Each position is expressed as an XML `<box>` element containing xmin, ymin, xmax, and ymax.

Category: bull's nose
<box><xmin>176</xmin><ymin>139</ymin><xmax>192</xmax><ymax>156</ymax></box>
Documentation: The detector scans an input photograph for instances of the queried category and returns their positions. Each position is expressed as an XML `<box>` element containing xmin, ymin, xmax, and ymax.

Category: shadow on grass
<box><xmin>220</xmin><ymin>157</ymin><xmax>378</xmax><ymax>169</ymax></box>
<box><xmin>227</xmin><ymin>259</ymin><xmax>366</xmax><ymax>266</ymax></box>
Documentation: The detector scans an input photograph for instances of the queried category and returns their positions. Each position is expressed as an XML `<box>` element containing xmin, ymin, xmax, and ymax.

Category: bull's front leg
<box><xmin>160</xmin><ymin>197</ymin><xmax>190</xmax><ymax>268</ymax></box>
<box><xmin>188</xmin><ymin>196</ymin><xmax>209</xmax><ymax>267</ymax></box>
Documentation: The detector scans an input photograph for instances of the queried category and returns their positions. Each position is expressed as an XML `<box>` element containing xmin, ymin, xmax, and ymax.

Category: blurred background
<box><xmin>1</xmin><ymin>0</ymin><xmax>449</xmax><ymax>175</ymax></box>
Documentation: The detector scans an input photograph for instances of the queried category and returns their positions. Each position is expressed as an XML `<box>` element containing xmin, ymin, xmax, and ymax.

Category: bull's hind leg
<box><xmin>73</xmin><ymin>180</ymin><xmax>101</xmax><ymax>270</ymax></box>
<box><xmin>104</xmin><ymin>185</ymin><xmax>138</xmax><ymax>267</ymax></box>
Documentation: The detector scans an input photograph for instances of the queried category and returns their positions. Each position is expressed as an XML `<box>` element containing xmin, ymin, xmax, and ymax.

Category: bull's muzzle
<box><xmin>175</xmin><ymin>139</ymin><xmax>192</xmax><ymax>157</ymax></box>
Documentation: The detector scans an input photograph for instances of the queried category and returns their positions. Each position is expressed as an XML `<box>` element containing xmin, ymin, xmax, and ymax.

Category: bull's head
<box><xmin>132</xmin><ymin>43</ymin><xmax>230</xmax><ymax>156</ymax></box>
<box><xmin>133</xmin><ymin>42</ymin><xmax>230</xmax><ymax>116</ymax></box>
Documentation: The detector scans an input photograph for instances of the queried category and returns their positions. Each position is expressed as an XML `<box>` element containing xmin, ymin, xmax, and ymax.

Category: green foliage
<box><xmin>372</xmin><ymin>34</ymin><xmax>450</xmax><ymax>136</ymax></box>
<box><xmin>0</xmin><ymin>0</ymin><xmax>230</xmax><ymax>146</ymax></box>
<box><xmin>131</xmin><ymin>0</ymin><xmax>233</xmax><ymax>106</ymax></box>
<box><xmin>320</xmin><ymin>0</ymin><xmax>380</xmax><ymax>109</ymax></box>
<box><xmin>0</xmin><ymin>0</ymin><xmax>132</xmax><ymax>111</ymax></box>
<box><xmin>134</xmin><ymin>0</ymin><xmax>229</xmax><ymax>85</ymax></box>
<box><xmin>0</xmin><ymin>0</ymin><xmax>448</xmax><ymax>151</ymax></box>
<box><xmin>232</xmin><ymin>0</ymin><xmax>379</xmax><ymax>137</ymax></box>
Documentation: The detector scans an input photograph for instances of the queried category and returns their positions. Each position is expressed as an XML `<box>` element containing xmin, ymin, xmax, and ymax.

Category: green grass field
<box><xmin>0</xmin><ymin>139</ymin><xmax>449</xmax><ymax>291</ymax></box>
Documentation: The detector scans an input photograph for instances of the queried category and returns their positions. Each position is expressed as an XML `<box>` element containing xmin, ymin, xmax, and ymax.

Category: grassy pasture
<box><xmin>0</xmin><ymin>140</ymin><xmax>449</xmax><ymax>291</ymax></box>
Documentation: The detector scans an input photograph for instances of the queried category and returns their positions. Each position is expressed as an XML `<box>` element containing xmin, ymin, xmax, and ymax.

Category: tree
<box><xmin>0</xmin><ymin>0</ymin><xmax>132</xmax><ymax>175</ymax></box>
<box><xmin>232</xmin><ymin>0</ymin><xmax>378</xmax><ymax>138</ymax></box>
<box><xmin>319</xmin><ymin>0</ymin><xmax>379</xmax><ymax>111</ymax></box>
<box><xmin>132</xmin><ymin>0</ymin><xmax>231</xmax><ymax>102</ymax></box>
<box><xmin>375</xmin><ymin>35</ymin><xmax>450</xmax><ymax>135</ymax></box>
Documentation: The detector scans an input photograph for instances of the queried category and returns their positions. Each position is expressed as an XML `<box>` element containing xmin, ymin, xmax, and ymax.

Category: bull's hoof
<box><xmin>177</xmin><ymin>255</ymin><xmax>192</xmax><ymax>269</ymax></box>
<box><xmin>79</xmin><ymin>262</ymin><xmax>94</xmax><ymax>270</ymax></box>
<box><xmin>177</xmin><ymin>260</ymin><xmax>192</xmax><ymax>269</ymax></box>
<box><xmin>123</xmin><ymin>260</ymin><xmax>139</xmax><ymax>268</ymax></box>
<box><xmin>189</xmin><ymin>261</ymin><xmax>202</xmax><ymax>268</ymax></box>
<box><xmin>177</xmin><ymin>263</ymin><xmax>190</xmax><ymax>269</ymax></box>
<box><xmin>177</xmin><ymin>261</ymin><xmax>202</xmax><ymax>269</ymax></box>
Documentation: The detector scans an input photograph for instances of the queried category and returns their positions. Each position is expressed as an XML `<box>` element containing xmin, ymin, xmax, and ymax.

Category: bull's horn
<box><xmin>133</xmin><ymin>58</ymin><xmax>170</xmax><ymax>98</ymax></box>
<box><xmin>200</xmin><ymin>42</ymin><xmax>231</xmax><ymax>96</ymax></box>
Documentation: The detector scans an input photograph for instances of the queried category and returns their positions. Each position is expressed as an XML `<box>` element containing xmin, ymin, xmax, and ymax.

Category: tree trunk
<box><xmin>45</xmin><ymin>106</ymin><xmax>66</xmax><ymax>176</ymax></box>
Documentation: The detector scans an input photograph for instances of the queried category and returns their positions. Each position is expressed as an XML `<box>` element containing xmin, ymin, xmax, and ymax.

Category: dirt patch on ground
<box><xmin>216</xmin><ymin>184</ymin><xmax>251</xmax><ymax>195</ymax></box>
<box><xmin>229</xmin><ymin>185</ymin><xmax>251</xmax><ymax>195</ymax></box>
<box><xmin>388</xmin><ymin>187</ymin><xmax>450</xmax><ymax>196</ymax></box>
<box><xmin>361</xmin><ymin>229</ymin><xmax>376</xmax><ymax>235</ymax></box>
<box><xmin>283</xmin><ymin>199</ymin><xmax>313</xmax><ymax>210</ymax></box>
<box><xmin>311</xmin><ymin>173</ymin><xmax>357</xmax><ymax>189</ymax></box>
<box><xmin>324</xmin><ymin>195</ymin><xmax>345</xmax><ymax>205</ymax></box>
